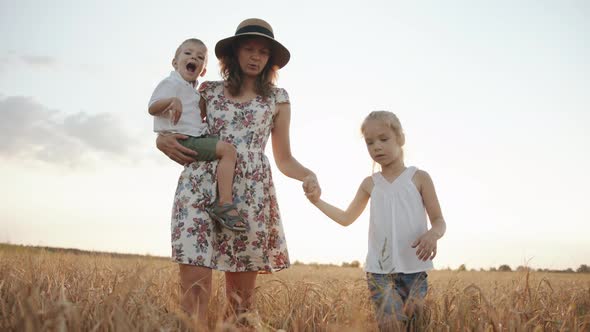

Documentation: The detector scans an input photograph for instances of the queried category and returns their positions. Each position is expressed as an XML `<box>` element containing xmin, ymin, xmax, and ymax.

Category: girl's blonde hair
<box><xmin>361</xmin><ymin>111</ymin><xmax>406</xmax><ymax>172</ymax></box>
<box><xmin>361</xmin><ymin>111</ymin><xmax>405</xmax><ymax>147</ymax></box>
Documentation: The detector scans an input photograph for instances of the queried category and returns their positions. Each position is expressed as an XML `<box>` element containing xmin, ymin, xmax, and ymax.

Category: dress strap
<box><xmin>400</xmin><ymin>166</ymin><xmax>418</xmax><ymax>182</ymax></box>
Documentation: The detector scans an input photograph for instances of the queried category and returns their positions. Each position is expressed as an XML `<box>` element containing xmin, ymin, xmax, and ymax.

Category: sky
<box><xmin>1</xmin><ymin>0</ymin><xmax>588</xmax><ymax>270</ymax></box>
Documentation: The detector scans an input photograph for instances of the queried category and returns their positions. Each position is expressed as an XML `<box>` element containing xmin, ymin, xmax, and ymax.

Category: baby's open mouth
<box><xmin>186</xmin><ymin>63</ymin><xmax>196</xmax><ymax>73</ymax></box>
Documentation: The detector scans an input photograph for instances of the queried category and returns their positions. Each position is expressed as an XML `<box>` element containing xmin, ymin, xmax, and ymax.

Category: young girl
<box><xmin>156</xmin><ymin>18</ymin><xmax>319</xmax><ymax>327</ymax></box>
<box><xmin>306</xmin><ymin>111</ymin><xmax>446</xmax><ymax>329</ymax></box>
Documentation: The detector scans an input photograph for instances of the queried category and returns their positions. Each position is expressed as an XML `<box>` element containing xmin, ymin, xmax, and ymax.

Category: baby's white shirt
<box><xmin>149</xmin><ymin>71</ymin><xmax>208</xmax><ymax>137</ymax></box>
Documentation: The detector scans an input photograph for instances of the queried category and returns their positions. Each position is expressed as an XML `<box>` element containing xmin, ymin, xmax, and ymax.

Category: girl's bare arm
<box><xmin>311</xmin><ymin>177</ymin><xmax>372</xmax><ymax>227</ymax></box>
<box><xmin>412</xmin><ymin>170</ymin><xmax>446</xmax><ymax>260</ymax></box>
<box><xmin>418</xmin><ymin>170</ymin><xmax>446</xmax><ymax>238</ymax></box>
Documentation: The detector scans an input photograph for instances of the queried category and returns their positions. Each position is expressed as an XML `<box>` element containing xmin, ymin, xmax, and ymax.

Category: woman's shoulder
<box><xmin>271</xmin><ymin>86</ymin><xmax>289</xmax><ymax>104</ymax></box>
<box><xmin>198</xmin><ymin>80</ymin><xmax>224</xmax><ymax>93</ymax></box>
<box><xmin>272</xmin><ymin>85</ymin><xmax>288</xmax><ymax>93</ymax></box>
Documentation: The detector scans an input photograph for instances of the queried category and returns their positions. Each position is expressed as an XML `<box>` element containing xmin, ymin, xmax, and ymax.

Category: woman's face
<box><xmin>236</xmin><ymin>37</ymin><xmax>272</xmax><ymax>77</ymax></box>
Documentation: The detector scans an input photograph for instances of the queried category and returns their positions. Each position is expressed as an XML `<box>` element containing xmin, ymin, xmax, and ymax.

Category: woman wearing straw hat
<box><xmin>156</xmin><ymin>18</ymin><xmax>320</xmax><ymax>325</ymax></box>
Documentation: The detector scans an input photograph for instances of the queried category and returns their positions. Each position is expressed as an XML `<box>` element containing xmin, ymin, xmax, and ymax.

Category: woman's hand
<box><xmin>302</xmin><ymin>174</ymin><xmax>321</xmax><ymax>203</ymax></box>
<box><xmin>156</xmin><ymin>133</ymin><xmax>198</xmax><ymax>165</ymax></box>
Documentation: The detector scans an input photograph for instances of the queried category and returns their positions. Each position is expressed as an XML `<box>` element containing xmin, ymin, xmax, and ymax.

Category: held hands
<box><xmin>166</xmin><ymin>97</ymin><xmax>183</xmax><ymax>125</ymax></box>
<box><xmin>411</xmin><ymin>229</ymin><xmax>440</xmax><ymax>261</ymax></box>
<box><xmin>302</xmin><ymin>174</ymin><xmax>321</xmax><ymax>203</ymax></box>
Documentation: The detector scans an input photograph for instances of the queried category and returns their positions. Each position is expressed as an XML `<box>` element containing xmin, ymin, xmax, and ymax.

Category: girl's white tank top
<box><xmin>364</xmin><ymin>166</ymin><xmax>434</xmax><ymax>274</ymax></box>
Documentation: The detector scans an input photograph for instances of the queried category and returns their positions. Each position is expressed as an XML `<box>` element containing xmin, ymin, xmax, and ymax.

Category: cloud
<box><xmin>0</xmin><ymin>52</ymin><xmax>59</xmax><ymax>72</ymax></box>
<box><xmin>19</xmin><ymin>55</ymin><xmax>58</xmax><ymax>67</ymax></box>
<box><xmin>1</xmin><ymin>52</ymin><xmax>107</xmax><ymax>74</ymax></box>
<box><xmin>0</xmin><ymin>95</ymin><xmax>140</xmax><ymax>165</ymax></box>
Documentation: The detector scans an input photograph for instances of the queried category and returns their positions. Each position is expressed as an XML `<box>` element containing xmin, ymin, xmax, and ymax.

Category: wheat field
<box><xmin>1</xmin><ymin>244</ymin><xmax>589</xmax><ymax>331</ymax></box>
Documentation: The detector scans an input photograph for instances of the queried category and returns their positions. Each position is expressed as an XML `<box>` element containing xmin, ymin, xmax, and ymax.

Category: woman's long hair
<box><xmin>219</xmin><ymin>37</ymin><xmax>279</xmax><ymax>99</ymax></box>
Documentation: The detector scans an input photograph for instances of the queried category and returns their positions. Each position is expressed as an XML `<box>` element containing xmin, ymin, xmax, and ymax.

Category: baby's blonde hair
<box><xmin>174</xmin><ymin>38</ymin><xmax>206</xmax><ymax>60</ymax></box>
<box><xmin>361</xmin><ymin>111</ymin><xmax>405</xmax><ymax>147</ymax></box>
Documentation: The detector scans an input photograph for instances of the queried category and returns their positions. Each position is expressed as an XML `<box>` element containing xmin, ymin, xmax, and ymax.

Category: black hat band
<box><xmin>235</xmin><ymin>25</ymin><xmax>274</xmax><ymax>38</ymax></box>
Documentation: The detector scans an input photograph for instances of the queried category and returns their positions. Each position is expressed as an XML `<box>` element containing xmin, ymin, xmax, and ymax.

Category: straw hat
<box><xmin>215</xmin><ymin>18</ymin><xmax>290</xmax><ymax>68</ymax></box>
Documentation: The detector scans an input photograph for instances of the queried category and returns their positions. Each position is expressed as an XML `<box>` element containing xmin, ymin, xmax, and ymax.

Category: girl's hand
<box><xmin>302</xmin><ymin>174</ymin><xmax>320</xmax><ymax>192</ymax></box>
<box><xmin>305</xmin><ymin>187</ymin><xmax>321</xmax><ymax>203</ymax></box>
<box><xmin>166</xmin><ymin>97</ymin><xmax>183</xmax><ymax>125</ymax></box>
<box><xmin>156</xmin><ymin>133</ymin><xmax>198</xmax><ymax>165</ymax></box>
<box><xmin>411</xmin><ymin>230</ymin><xmax>439</xmax><ymax>261</ymax></box>
<box><xmin>302</xmin><ymin>174</ymin><xmax>321</xmax><ymax>203</ymax></box>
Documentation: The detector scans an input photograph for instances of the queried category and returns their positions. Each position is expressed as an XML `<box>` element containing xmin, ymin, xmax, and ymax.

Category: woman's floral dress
<box><xmin>170</xmin><ymin>80</ymin><xmax>290</xmax><ymax>272</ymax></box>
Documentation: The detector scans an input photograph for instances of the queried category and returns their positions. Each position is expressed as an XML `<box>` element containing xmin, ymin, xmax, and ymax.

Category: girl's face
<box><xmin>363</xmin><ymin>120</ymin><xmax>403</xmax><ymax>167</ymax></box>
<box><xmin>237</xmin><ymin>37</ymin><xmax>272</xmax><ymax>77</ymax></box>
<box><xmin>173</xmin><ymin>41</ymin><xmax>207</xmax><ymax>83</ymax></box>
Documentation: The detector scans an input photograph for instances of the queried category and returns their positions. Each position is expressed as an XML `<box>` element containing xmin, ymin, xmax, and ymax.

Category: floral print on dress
<box><xmin>170</xmin><ymin>80</ymin><xmax>291</xmax><ymax>272</ymax></box>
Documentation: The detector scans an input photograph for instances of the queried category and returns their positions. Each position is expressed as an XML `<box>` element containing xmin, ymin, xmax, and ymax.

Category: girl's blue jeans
<box><xmin>366</xmin><ymin>271</ymin><xmax>428</xmax><ymax>322</ymax></box>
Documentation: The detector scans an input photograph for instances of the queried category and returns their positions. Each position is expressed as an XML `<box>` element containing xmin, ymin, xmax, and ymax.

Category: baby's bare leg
<box><xmin>216</xmin><ymin>141</ymin><xmax>237</xmax><ymax>205</ymax></box>
<box><xmin>215</xmin><ymin>141</ymin><xmax>243</xmax><ymax>221</ymax></box>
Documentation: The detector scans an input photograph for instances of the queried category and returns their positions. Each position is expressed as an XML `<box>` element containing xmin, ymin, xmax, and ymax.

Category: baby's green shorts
<box><xmin>179</xmin><ymin>135</ymin><xmax>219</xmax><ymax>161</ymax></box>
